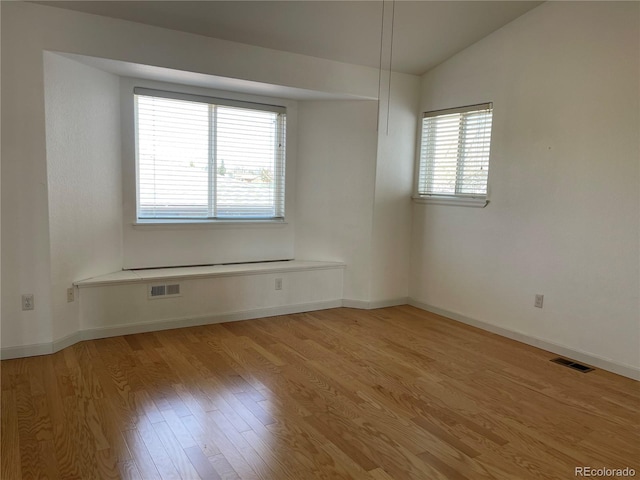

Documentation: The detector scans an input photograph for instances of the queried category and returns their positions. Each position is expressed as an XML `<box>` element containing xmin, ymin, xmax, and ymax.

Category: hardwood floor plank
<box><xmin>93</xmin><ymin>447</ymin><xmax>121</xmax><ymax>479</ymax></box>
<box><xmin>201</xmin><ymin>408</ymin><xmax>282</xmax><ymax>480</ymax></box>
<box><xmin>411</xmin><ymin>415</ymin><xmax>480</xmax><ymax>458</ymax></box>
<box><xmin>319</xmin><ymin>442</ymin><xmax>377</xmax><ymax>480</ymax></box>
<box><xmin>133</xmin><ymin>388</ymin><xmax>166</xmax><ymax>424</ymax></box>
<box><xmin>159</xmin><ymin>405</ymin><xmax>199</xmax><ymax>449</ymax></box>
<box><xmin>15</xmin><ymin>376</ymin><xmax>55</xmax><ymax>478</ymax></box>
<box><xmin>117</xmin><ymin>458</ymin><xmax>144</xmax><ymax>480</ymax></box>
<box><xmin>135</xmin><ymin>416</ymin><xmax>182</xmax><ymax>480</ymax></box>
<box><xmin>241</xmin><ymin>429</ymin><xmax>305</xmax><ymax>480</ymax></box>
<box><xmin>265</xmin><ymin>415</ymin><xmax>364</xmax><ymax>479</ymax></box>
<box><xmin>2</xmin><ymin>306</ymin><xmax>638</xmax><ymax>479</ymax></box>
<box><xmin>303</xmin><ymin>414</ymin><xmax>379</xmax><ymax>472</ymax></box>
<box><xmin>122</xmin><ymin>428</ymin><xmax>162</xmax><ymax>480</ymax></box>
<box><xmin>60</xmin><ymin>390</ymin><xmax>102</xmax><ymax>478</ymax></box>
<box><xmin>1</xmin><ymin>388</ymin><xmax>23</xmax><ymax>480</ymax></box>
<box><xmin>152</xmin><ymin>420</ymin><xmax>202</xmax><ymax>479</ymax></box>
<box><xmin>368</xmin><ymin>467</ymin><xmax>396</xmax><ymax>480</ymax></box>
<box><xmin>208</xmin><ymin>453</ymin><xmax>241</xmax><ymax>480</ymax></box>
<box><xmin>180</xmin><ymin>414</ymin><xmax>222</xmax><ymax>457</ymax></box>
<box><xmin>184</xmin><ymin>445</ymin><xmax>223</xmax><ymax>480</ymax></box>
<box><xmin>187</xmin><ymin>414</ymin><xmax>261</xmax><ymax>480</ymax></box>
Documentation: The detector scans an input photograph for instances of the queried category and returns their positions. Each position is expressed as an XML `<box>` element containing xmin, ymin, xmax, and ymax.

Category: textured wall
<box><xmin>411</xmin><ymin>1</ymin><xmax>640</xmax><ymax>371</ymax></box>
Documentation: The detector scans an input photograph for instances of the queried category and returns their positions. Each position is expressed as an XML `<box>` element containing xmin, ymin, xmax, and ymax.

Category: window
<box><xmin>415</xmin><ymin>103</ymin><xmax>493</xmax><ymax>206</ymax></box>
<box><xmin>134</xmin><ymin>88</ymin><xmax>286</xmax><ymax>221</ymax></box>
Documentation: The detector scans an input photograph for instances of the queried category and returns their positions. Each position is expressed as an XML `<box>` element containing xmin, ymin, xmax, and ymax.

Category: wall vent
<box><xmin>149</xmin><ymin>285</ymin><xmax>166</xmax><ymax>297</ymax></box>
<box><xmin>551</xmin><ymin>357</ymin><xmax>594</xmax><ymax>373</ymax></box>
<box><xmin>148</xmin><ymin>283</ymin><xmax>181</xmax><ymax>299</ymax></box>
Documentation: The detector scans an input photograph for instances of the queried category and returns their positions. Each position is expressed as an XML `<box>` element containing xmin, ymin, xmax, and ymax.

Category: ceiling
<box><xmin>34</xmin><ymin>1</ymin><xmax>542</xmax><ymax>75</ymax></box>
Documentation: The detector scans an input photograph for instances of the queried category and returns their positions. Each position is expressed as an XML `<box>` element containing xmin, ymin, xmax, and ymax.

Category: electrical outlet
<box><xmin>275</xmin><ymin>278</ymin><xmax>283</xmax><ymax>290</ymax></box>
<box><xmin>22</xmin><ymin>294</ymin><xmax>34</xmax><ymax>311</ymax></box>
<box><xmin>67</xmin><ymin>287</ymin><xmax>75</xmax><ymax>303</ymax></box>
<box><xmin>534</xmin><ymin>294</ymin><xmax>544</xmax><ymax>308</ymax></box>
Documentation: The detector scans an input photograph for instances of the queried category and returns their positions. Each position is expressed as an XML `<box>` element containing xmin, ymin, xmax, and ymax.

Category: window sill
<box><xmin>412</xmin><ymin>195</ymin><xmax>488</xmax><ymax>208</ymax></box>
<box><xmin>132</xmin><ymin>219</ymin><xmax>288</xmax><ymax>230</ymax></box>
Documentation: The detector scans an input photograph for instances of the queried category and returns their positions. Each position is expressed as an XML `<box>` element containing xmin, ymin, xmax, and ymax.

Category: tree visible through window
<box><xmin>416</xmin><ymin>103</ymin><xmax>493</xmax><ymax>200</ymax></box>
<box><xmin>135</xmin><ymin>88</ymin><xmax>286</xmax><ymax>220</ymax></box>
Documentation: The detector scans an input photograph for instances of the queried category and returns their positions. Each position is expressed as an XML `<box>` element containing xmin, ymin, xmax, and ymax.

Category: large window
<box><xmin>415</xmin><ymin>103</ymin><xmax>493</xmax><ymax>206</ymax></box>
<box><xmin>135</xmin><ymin>88</ymin><xmax>286</xmax><ymax>221</ymax></box>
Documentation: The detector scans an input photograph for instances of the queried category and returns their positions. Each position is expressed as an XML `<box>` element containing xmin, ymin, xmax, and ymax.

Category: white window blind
<box><xmin>417</xmin><ymin>103</ymin><xmax>493</xmax><ymax>199</ymax></box>
<box><xmin>135</xmin><ymin>88</ymin><xmax>286</xmax><ymax>220</ymax></box>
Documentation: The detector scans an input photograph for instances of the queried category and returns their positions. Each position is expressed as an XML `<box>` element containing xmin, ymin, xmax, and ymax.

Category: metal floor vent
<box><xmin>148</xmin><ymin>283</ymin><xmax>181</xmax><ymax>299</ymax></box>
<box><xmin>551</xmin><ymin>357</ymin><xmax>594</xmax><ymax>373</ymax></box>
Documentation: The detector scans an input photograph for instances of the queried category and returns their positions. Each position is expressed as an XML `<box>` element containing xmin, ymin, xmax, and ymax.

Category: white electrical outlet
<box><xmin>22</xmin><ymin>294</ymin><xmax>34</xmax><ymax>311</ymax></box>
<box><xmin>275</xmin><ymin>278</ymin><xmax>283</xmax><ymax>290</ymax></box>
<box><xmin>534</xmin><ymin>294</ymin><xmax>544</xmax><ymax>308</ymax></box>
<box><xmin>67</xmin><ymin>287</ymin><xmax>75</xmax><ymax>303</ymax></box>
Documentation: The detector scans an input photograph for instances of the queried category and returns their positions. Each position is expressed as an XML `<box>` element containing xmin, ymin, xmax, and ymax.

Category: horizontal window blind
<box><xmin>135</xmin><ymin>89</ymin><xmax>286</xmax><ymax>220</ymax></box>
<box><xmin>417</xmin><ymin>103</ymin><xmax>492</xmax><ymax>198</ymax></box>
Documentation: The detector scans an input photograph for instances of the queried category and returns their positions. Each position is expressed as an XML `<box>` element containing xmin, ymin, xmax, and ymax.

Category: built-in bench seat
<box><xmin>74</xmin><ymin>260</ymin><xmax>345</xmax><ymax>287</ymax></box>
<box><xmin>68</xmin><ymin>259</ymin><xmax>346</xmax><ymax>348</ymax></box>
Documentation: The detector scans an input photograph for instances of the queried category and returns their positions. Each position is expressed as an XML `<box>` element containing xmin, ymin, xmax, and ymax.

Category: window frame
<box><xmin>134</xmin><ymin>87</ymin><xmax>287</xmax><ymax>224</ymax></box>
<box><xmin>413</xmin><ymin>102</ymin><xmax>493</xmax><ymax>208</ymax></box>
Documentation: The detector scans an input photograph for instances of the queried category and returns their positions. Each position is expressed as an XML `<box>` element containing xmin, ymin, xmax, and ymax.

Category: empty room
<box><xmin>1</xmin><ymin>1</ymin><xmax>638</xmax><ymax>479</ymax></box>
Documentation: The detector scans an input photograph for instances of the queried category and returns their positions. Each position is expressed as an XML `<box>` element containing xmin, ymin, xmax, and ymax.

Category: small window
<box><xmin>415</xmin><ymin>103</ymin><xmax>493</xmax><ymax>207</ymax></box>
<box><xmin>135</xmin><ymin>88</ymin><xmax>286</xmax><ymax>221</ymax></box>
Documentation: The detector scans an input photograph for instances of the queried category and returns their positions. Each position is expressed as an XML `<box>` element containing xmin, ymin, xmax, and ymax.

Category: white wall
<box><xmin>0</xmin><ymin>3</ymin><xmax>3</xmax><ymax>353</ymax></box>
<box><xmin>2</xmin><ymin>5</ymin><xmax>55</xmax><ymax>349</ymax></box>
<box><xmin>0</xmin><ymin>2</ymin><xmax>391</xmax><ymax>351</ymax></box>
<box><xmin>411</xmin><ymin>1</ymin><xmax>640</xmax><ymax>372</ymax></box>
<box><xmin>295</xmin><ymin>100</ymin><xmax>379</xmax><ymax>301</ymax></box>
<box><xmin>295</xmin><ymin>75</ymin><xmax>420</xmax><ymax>305</ymax></box>
<box><xmin>43</xmin><ymin>53</ymin><xmax>123</xmax><ymax>342</ymax></box>
<box><xmin>370</xmin><ymin>72</ymin><xmax>420</xmax><ymax>303</ymax></box>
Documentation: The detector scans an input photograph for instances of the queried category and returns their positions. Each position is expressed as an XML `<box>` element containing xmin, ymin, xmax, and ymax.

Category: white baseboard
<box><xmin>0</xmin><ymin>342</ymin><xmax>55</xmax><ymax>360</ymax></box>
<box><xmin>0</xmin><ymin>299</ymin><xmax>342</xmax><ymax>360</ymax></box>
<box><xmin>342</xmin><ymin>297</ymin><xmax>408</xmax><ymax>310</ymax></box>
<box><xmin>53</xmin><ymin>331</ymin><xmax>83</xmax><ymax>352</ymax></box>
<box><xmin>79</xmin><ymin>300</ymin><xmax>343</xmax><ymax>341</ymax></box>
<box><xmin>409</xmin><ymin>298</ymin><xmax>640</xmax><ymax>381</ymax></box>
<box><xmin>7</xmin><ymin>297</ymin><xmax>636</xmax><ymax>382</ymax></box>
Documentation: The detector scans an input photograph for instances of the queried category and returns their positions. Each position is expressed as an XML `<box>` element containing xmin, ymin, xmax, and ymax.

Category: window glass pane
<box><xmin>427</xmin><ymin>113</ymin><xmax>460</xmax><ymax>195</ymax></box>
<box><xmin>459</xmin><ymin>111</ymin><xmax>492</xmax><ymax>195</ymax></box>
<box><xmin>135</xmin><ymin>92</ymin><xmax>286</xmax><ymax>221</ymax></box>
<box><xmin>137</xmin><ymin>96</ymin><xmax>209</xmax><ymax>218</ymax></box>
<box><xmin>216</xmin><ymin>106</ymin><xmax>279</xmax><ymax>218</ymax></box>
<box><xmin>418</xmin><ymin>104</ymin><xmax>492</xmax><ymax>199</ymax></box>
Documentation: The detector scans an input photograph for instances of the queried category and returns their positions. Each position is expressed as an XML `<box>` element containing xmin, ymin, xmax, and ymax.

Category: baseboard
<box><xmin>53</xmin><ymin>331</ymin><xmax>83</xmax><ymax>352</ymax></box>
<box><xmin>79</xmin><ymin>300</ymin><xmax>343</xmax><ymax>341</ymax></box>
<box><xmin>9</xmin><ymin>297</ymin><xmax>635</xmax><ymax>382</ymax></box>
<box><xmin>409</xmin><ymin>298</ymin><xmax>640</xmax><ymax>381</ymax></box>
<box><xmin>1</xmin><ymin>299</ymin><xmax>342</xmax><ymax>360</ymax></box>
<box><xmin>342</xmin><ymin>297</ymin><xmax>408</xmax><ymax>310</ymax></box>
<box><xmin>0</xmin><ymin>342</ymin><xmax>55</xmax><ymax>360</ymax></box>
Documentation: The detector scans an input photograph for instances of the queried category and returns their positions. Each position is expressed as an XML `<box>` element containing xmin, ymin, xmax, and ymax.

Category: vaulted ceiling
<box><xmin>34</xmin><ymin>1</ymin><xmax>542</xmax><ymax>75</ymax></box>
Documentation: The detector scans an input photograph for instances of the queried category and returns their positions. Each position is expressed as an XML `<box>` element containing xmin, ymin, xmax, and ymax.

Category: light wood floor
<box><xmin>2</xmin><ymin>306</ymin><xmax>638</xmax><ymax>479</ymax></box>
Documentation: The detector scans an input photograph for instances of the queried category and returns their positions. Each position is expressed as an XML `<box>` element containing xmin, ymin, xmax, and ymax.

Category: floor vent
<box><xmin>551</xmin><ymin>357</ymin><xmax>594</xmax><ymax>373</ymax></box>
